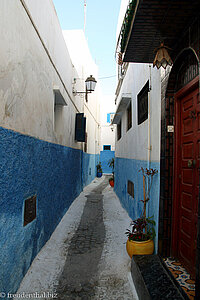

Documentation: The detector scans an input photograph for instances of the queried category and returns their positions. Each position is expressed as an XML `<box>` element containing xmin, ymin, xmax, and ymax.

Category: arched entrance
<box><xmin>159</xmin><ymin>48</ymin><xmax>199</xmax><ymax>278</ymax></box>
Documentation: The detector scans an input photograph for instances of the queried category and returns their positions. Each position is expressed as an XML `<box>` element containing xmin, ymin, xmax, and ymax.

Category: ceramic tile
<box><xmin>163</xmin><ymin>257</ymin><xmax>195</xmax><ymax>300</ymax></box>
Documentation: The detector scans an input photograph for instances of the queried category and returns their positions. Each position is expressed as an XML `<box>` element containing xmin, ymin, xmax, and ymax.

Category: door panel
<box><xmin>176</xmin><ymin>84</ymin><xmax>200</xmax><ymax>278</ymax></box>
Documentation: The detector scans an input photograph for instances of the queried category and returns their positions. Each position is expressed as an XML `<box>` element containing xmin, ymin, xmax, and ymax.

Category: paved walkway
<box><xmin>18</xmin><ymin>176</ymin><xmax>139</xmax><ymax>300</ymax></box>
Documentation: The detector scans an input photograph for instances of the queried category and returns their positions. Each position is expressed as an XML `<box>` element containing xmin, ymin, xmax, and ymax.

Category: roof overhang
<box><xmin>119</xmin><ymin>0</ymin><xmax>200</xmax><ymax>63</ymax></box>
<box><xmin>112</xmin><ymin>94</ymin><xmax>131</xmax><ymax>124</ymax></box>
<box><xmin>53</xmin><ymin>87</ymin><xmax>67</xmax><ymax>106</ymax></box>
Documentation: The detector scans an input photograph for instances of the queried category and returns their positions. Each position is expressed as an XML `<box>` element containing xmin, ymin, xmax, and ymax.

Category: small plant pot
<box><xmin>97</xmin><ymin>172</ymin><xmax>102</xmax><ymax>178</ymax></box>
<box><xmin>126</xmin><ymin>239</ymin><xmax>154</xmax><ymax>258</ymax></box>
<box><xmin>109</xmin><ymin>179</ymin><xmax>114</xmax><ymax>187</ymax></box>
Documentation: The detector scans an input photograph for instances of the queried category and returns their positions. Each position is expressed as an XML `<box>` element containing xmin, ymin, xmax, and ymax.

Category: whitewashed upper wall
<box><xmin>24</xmin><ymin>0</ymin><xmax>74</xmax><ymax>98</ymax></box>
<box><xmin>100</xmin><ymin>95</ymin><xmax>116</xmax><ymax>151</ymax></box>
<box><xmin>0</xmin><ymin>0</ymin><xmax>85</xmax><ymax>150</ymax></box>
<box><xmin>115</xmin><ymin>63</ymin><xmax>161</xmax><ymax>162</ymax></box>
<box><xmin>63</xmin><ymin>30</ymin><xmax>99</xmax><ymax>121</ymax></box>
<box><xmin>63</xmin><ymin>30</ymin><xmax>101</xmax><ymax>155</ymax></box>
<box><xmin>101</xmin><ymin>127</ymin><xmax>115</xmax><ymax>151</ymax></box>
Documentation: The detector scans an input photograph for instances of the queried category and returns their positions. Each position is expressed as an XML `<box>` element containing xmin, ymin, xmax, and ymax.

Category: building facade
<box><xmin>0</xmin><ymin>0</ymin><xmax>100</xmax><ymax>294</ymax></box>
<box><xmin>115</xmin><ymin>0</ymin><xmax>200</xmax><ymax>296</ymax></box>
<box><xmin>100</xmin><ymin>95</ymin><xmax>115</xmax><ymax>174</ymax></box>
<box><xmin>63</xmin><ymin>29</ymin><xmax>101</xmax><ymax>185</ymax></box>
<box><xmin>113</xmin><ymin>62</ymin><xmax>161</xmax><ymax>251</ymax></box>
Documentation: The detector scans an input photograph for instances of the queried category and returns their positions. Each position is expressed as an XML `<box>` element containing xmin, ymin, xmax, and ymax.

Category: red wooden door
<box><xmin>175</xmin><ymin>80</ymin><xmax>200</xmax><ymax>277</ymax></box>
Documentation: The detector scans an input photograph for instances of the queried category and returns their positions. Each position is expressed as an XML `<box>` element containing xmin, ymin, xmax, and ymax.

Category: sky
<box><xmin>53</xmin><ymin>0</ymin><xmax>122</xmax><ymax>96</ymax></box>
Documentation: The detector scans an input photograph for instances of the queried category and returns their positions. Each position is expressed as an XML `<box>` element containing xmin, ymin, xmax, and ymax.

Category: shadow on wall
<box><xmin>100</xmin><ymin>150</ymin><xmax>115</xmax><ymax>174</ymax></box>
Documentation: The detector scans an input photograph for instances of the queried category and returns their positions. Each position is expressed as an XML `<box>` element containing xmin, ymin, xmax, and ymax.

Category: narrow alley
<box><xmin>17</xmin><ymin>176</ymin><xmax>138</xmax><ymax>300</ymax></box>
<box><xmin>1</xmin><ymin>0</ymin><xmax>200</xmax><ymax>299</ymax></box>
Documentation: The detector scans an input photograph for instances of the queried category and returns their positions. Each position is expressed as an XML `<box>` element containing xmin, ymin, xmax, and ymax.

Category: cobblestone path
<box><xmin>56</xmin><ymin>177</ymin><xmax>109</xmax><ymax>299</ymax></box>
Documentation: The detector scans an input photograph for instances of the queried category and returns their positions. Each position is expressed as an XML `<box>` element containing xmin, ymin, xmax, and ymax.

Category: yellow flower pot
<box><xmin>126</xmin><ymin>239</ymin><xmax>154</xmax><ymax>258</ymax></box>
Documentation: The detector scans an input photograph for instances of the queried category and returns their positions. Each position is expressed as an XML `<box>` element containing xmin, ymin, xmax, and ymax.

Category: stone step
<box><xmin>131</xmin><ymin>255</ymin><xmax>189</xmax><ymax>300</ymax></box>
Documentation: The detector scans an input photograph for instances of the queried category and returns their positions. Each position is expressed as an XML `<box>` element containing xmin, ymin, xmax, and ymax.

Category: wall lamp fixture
<box><xmin>73</xmin><ymin>75</ymin><xmax>97</xmax><ymax>101</ymax></box>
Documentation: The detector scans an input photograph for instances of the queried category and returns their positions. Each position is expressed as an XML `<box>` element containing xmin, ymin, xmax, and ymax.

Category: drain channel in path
<box><xmin>56</xmin><ymin>177</ymin><xmax>108</xmax><ymax>300</ymax></box>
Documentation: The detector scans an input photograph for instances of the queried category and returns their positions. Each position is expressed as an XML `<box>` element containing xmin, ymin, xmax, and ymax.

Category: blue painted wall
<box><xmin>114</xmin><ymin>157</ymin><xmax>160</xmax><ymax>253</ymax></box>
<box><xmin>0</xmin><ymin>127</ymin><xmax>96</xmax><ymax>295</ymax></box>
<box><xmin>100</xmin><ymin>150</ymin><xmax>115</xmax><ymax>174</ymax></box>
<box><xmin>82</xmin><ymin>152</ymin><xmax>99</xmax><ymax>187</ymax></box>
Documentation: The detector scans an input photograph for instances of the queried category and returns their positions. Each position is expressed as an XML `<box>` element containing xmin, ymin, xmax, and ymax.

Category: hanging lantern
<box><xmin>153</xmin><ymin>42</ymin><xmax>173</xmax><ymax>69</ymax></box>
<box><xmin>85</xmin><ymin>75</ymin><xmax>97</xmax><ymax>92</ymax></box>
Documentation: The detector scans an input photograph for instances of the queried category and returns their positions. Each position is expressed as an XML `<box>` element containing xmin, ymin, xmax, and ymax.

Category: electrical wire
<box><xmin>99</xmin><ymin>75</ymin><xmax>116</xmax><ymax>80</ymax></box>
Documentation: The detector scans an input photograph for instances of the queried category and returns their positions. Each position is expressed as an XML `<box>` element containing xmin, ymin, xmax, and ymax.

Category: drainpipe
<box><xmin>147</xmin><ymin>65</ymin><xmax>152</xmax><ymax>217</ymax></box>
<box><xmin>148</xmin><ymin>64</ymin><xmax>152</xmax><ymax>167</ymax></box>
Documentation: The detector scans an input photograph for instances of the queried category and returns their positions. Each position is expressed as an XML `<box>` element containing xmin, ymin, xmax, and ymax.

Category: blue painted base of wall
<box><xmin>0</xmin><ymin>127</ymin><xmax>97</xmax><ymax>295</ymax></box>
<box><xmin>100</xmin><ymin>150</ymin><xmax>115</xmax><ymax>174</ymax></box>
<box><xmin>114</xmin><ymin>157</ymin><xmax>160</xmax><ymax>253</ymax></box>
<box><xmin>82</xmin><ymin>152</ymin><xmax>99</xmax><ymax>187</ymax></box>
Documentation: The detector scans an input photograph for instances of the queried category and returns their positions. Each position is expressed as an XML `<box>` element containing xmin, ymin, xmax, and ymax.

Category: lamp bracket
<box><xmin>73</xmin><ymin>90</ymin><xmax>92</xmax><ymax>96</ymax></box>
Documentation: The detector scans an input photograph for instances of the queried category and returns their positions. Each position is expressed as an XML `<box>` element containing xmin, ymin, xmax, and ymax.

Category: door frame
<box><xmin>171</xmin><ymin>75</ymin><xmax>199</xmax><ymax>258</ymax></box>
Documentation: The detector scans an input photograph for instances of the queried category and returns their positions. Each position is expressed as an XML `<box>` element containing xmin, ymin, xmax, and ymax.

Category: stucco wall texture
<box><xmin>100</xmin><ymin>150</ymin><xmax>115</xmax><ymax>174</ymax></box>
<box><xmin>0</xmin><ymin>127</ymin><xmax>96</xmax><ymax>295</ymax></box>
<box><xmin>114</xmin><ymin>157</ymin><xmax>160</xmax><ymax>253</ymax></box>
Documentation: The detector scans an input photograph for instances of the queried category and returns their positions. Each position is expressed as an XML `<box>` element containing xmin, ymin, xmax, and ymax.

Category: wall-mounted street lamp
<box><xmin>73</xmin><ymin>75</ymin><xmax>97</xmax><ymax>102</ymax></box>
<box><xmin>153</xmin><ymin>42</ymin><xmax>173</xmax><ymax>69</ymax></box>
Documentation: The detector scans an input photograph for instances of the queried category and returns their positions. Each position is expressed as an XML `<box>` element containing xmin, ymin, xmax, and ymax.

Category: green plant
<box><xmin>125</xmin><ymin>167</ymin><xmax>158</xmax><ymax>242</ymax></box>
<box><xmin>96</xmin><ymin>162</ymin><xmax>102</xmax><ymax>173</ymax></box>
<box><xmin>125</xmin><ymin>216</ymin><xmax>156</xmax><ymax>241</ymax></box>
<box><xmin>108</xmin><ymin>157</ymin><xmax>115</xmax><ymax>175</ymax></box>
<box><xmin>120</xmin><ymin>0</ymin><xmax>137</xmax><ymax>53</ymax></box>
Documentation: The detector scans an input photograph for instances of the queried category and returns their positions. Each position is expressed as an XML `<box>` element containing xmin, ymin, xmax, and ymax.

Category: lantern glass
<box><xmin>85</xmin><ymin>75</ymin><xmax>97</xmax><ymax>92</ymax></box>
<box><xmin>153</xmin><ymin>43</ymin><xmax>173</xmax><ymax>69</ymax></box>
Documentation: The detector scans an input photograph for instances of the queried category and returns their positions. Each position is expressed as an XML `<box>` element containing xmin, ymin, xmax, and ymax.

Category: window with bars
<box><xmin>127</xmin><ymin>101</ymin><xmax>132</xmax><ymax>131</ymax></box>
<box><xmin>138</xmin><ymin>81</ymin><xmax>149</xmax><ymax>125</ymax></box>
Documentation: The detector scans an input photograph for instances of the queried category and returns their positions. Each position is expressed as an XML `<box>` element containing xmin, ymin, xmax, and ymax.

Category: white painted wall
<box><xmin>115</xmin><ymin>63</ymin><xmax>161</xmax><ymax>162</ymax></box>
<box><xmin>0</xmin><ymin>0</ymin><xmax>100</xmax><ymax>154</ymax></box>
<box><xmin>115</xmin><ymin>0</ymin><xmax>161</xmax><ymax>163</ymax></box>
<box><xmin>100</xmin><ymin>95</ymin><xmax>116</xmax><ymax>151</ymax></box>
<box><xmin>63</xmin><ymin>30</ymin><xmax>101</xmax><ymax>155</ymax></box>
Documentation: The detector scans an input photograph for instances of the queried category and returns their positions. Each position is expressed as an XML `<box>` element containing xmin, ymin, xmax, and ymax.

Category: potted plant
<box><xmin>96</xmin><ymin>162</ymin><xmax>103</xmax><ymax>178</ymax></box>
<box><xmin>109</xmin><ymin>177</ymin><xmax>114</xmax><ymax>187</ymax></box>
<box><xmin>108</xmin><ymin>157</ymin><xmax>115</xmax><ymax>187</ymax></box>
<box><xmin>125</xmin><ymin>167</ymin><xmax>158</xmax><ymax>258</ymax></box>
<box><xmin>126</xmin><ymin>216</ymin><xmax>156</xmax><ymax>257</ymax></box>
